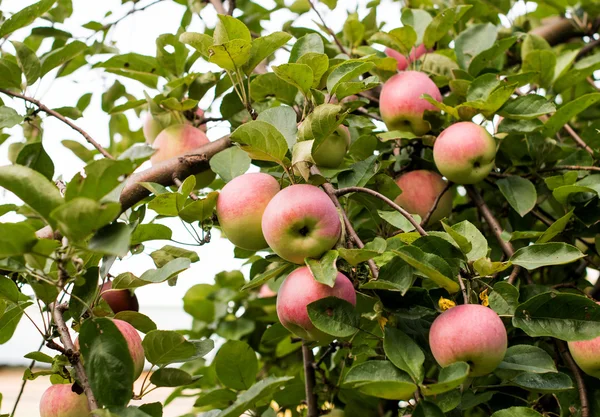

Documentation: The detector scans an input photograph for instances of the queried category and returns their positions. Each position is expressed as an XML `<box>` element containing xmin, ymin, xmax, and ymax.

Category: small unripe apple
<box><xmin>262</xmin><ymin>184</ymin><xmax>342</xmax><ymax>264</ymax></box>
<box><xmin>433</xmin><ymin>122</ymin><xmax>496</xmax><ymax>184</ymax></box>
<box><xmin>216</xmin><ymin>173</ymin><xmax>280</xmax><ymax>251</ymax></box>
<box><xmin>277</xmin><ymin>266</ymin><xmax>356</xmax><ymax>341</ymax></box>
<box><xmin>100</xmin><ymin>281</ymin><xmax>139</xmax><ymax>314</ymax></box>
<box><xmin>151</xmin><ymin>124</ymin><xmax>210</xmax><ymax>165</ymax></box>
<box><xmin>568</xmin><ymin>337</ymin><xmax>600</xmax><ymax>378</ymax></box>
<box><xmin>394</xmin><ymin>170</ymin><xmax>453</xmax><ymax>225</ymax></box>
<box><xmin>39</xmin><ymin>384</ymin><xmax>89</xmax><ymax>417</ymax></box>
<box><xmin>380</xmin><ymin>71</ymin><xmax>442</xmax><ymax>136</ymax></box>
<box><xmin>385</xmin><ymin>44</ymin><xmax>428</xmax><ymax>71</ymax></box>
<box><xmin>312</xmin><ymin>125</ymin><xmax>351</xmax><ymax>168</ymax></box>
<box><xmin>143</xmin><ymin>113</ymin><xmax>163</xmax><ymax>145</ymax></box>
<box><xmin>429</xmin><ymin>304</ymin><xmax>507</xmax><ymax>377</ymax></box>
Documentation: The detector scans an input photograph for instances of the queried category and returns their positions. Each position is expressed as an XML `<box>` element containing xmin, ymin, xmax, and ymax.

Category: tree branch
<box><xmin>556</xmin><ymin>340</ymin><xmax>590</xmax><ymax>417</ymax></box>
<box><xmin>309</xmin><ymin>0</ymin><xmax>348</xmax><ymax>56</ymax></box>
<box><xmin>0</xmin><ymin>89</ymin><xmax>113</xmax><ymax>159</ymax></box>
<box><xmin>335</xmin><ymin>187</ymin><xmax>428</xmax><ymax>237</ymax></box>
<box><xmin>208</xmin><ymin>0</ymin><xmax>227</xmax><ymax>14</ymax></box>
<box><xmin>302</xmin><ymin>343</ymin><xmax>319</xmax><ymax>417</ymax></box>
<box><xmin>564</xmin><ymin>124</ymin><xmax>594</xmax><ymax>155</ymax></box>
<box><xmin>466</xmin><ymin>186</ymin><xmax>521</xmax><ymax>284</ymax></box>
<box><xmin>420</xmin><ymin>183</ymin><xmax>452</xmax><ymax>227</ymax></box>
<box><xmin>530</xmin><ymin>17</ymin><xmax>580</xmax><ymax>46</ymax></box>
<box><xmin>539</xmin><ymin>165</ymin><xmax>600</xmax><ymax>173</ymax></box>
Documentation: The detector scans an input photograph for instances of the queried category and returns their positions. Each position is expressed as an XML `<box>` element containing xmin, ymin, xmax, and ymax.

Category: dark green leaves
<box><xmin>392</xmin><ymin>246</ymin><xmax>459</xmax><ymax>293</ymax></box>
<box><xmin>215</xmin><ymin>340</ymin><xmax>258</xmax><ymax>390</ymax></box>
<box><xmin>343</xmin><ymin>361</ymin><xmax>417</xmax><ymax>400</ymax></box>
<box><xmin>0</xmin><ymin>223</ymin><xmax>38</xmax><ymax>258</ymax></box>
<box><xmin>420</xmin><ymin>362</ymin><xmax>470</xmax><ymax>396</ymax></box>
<box><xmin>150</xmin><ymin>368</ymin><xmax>198</xmax><ymax>387</ymax></box>
<box><xmin>499</xmin><ymin>95</ymin><xmax>556</xmax><ymax>120</ymax></box>
<box><xmin>542</xmin><ymin>93</ymin><xmax>600</xmax><ymax>137</ymax></box>
<box><xmin>510</xmin><ymin>243</ymin><xmax>584</xmax><ymax>270</ymax></box>
<box><xmin>40</xmin><ymin>41</ymin><xmax>87</xmax><ymax>77</ymax></box>
<box><xmin>497</xmin><ymin>177</ymin><xmax>537</xmax><ymax>217</ymax></box>
<box><xmin>142</xmin><ymin>330</ymin><xmax>213</xmax><ymax>366</ymax></box>
<box><xmin>216</xmin><ymin>377</ymin><xmax>292</xmax><ymax>417</ymax></box>
<box><xmin>307</xmin><ymin>297</ymin><xmax>360</xmax><ymax>338</ymax></box>
<box><xmin>383</xmin><ymin>327</ymin><xmax>424</xmax><ymax>383</ymax></box>
<box><xmin>498</xmin><ymin>345</ymin><xmax>557</xmax><ymax>374</ymax></box>
<box><xmin>12</xmin><ymin>41</ymin><xmax>41</xmax><ymax>85</ymax></box>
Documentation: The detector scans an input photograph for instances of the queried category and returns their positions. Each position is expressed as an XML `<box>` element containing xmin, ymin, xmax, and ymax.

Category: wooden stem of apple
<box><xmin>556</xmin><ymin>340</ymin><xmax>590</xmax><ymax>417</ymax></box>
<box><xmin>302</xmin><ymin>343</ymin><xmax>319</xmax><ymax>417</ymax></box>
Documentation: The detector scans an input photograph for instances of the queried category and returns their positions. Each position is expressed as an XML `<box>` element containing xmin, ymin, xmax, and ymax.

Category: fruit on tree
<box><xmin>568</xmin><ymin>335</ymin><xmax>600</xmax><ymax>378</ymax></box>
<box><xmin>100</xmin><ymin>281</ymin><xmax>139</xmax><ymax>313</ymax></box>
<box><xmin>429</xmin><ymin>304</ymin><xmax>507</xmax><ymax>377</ymax></box>
<box><xmin>262</xmin><ymin>184</ymin><xmax>342</xmax><ymax>264</ymax></box>
<box><xmin>394</xmin><ymin>170</ymin><xmax>453</xmax><ymax>225</ymax></box>
<box><xmin>216</xmin><ymin>173</ymin><xmax>280</xmax><ymax>251</ymax></box>
<box><xmin>385</xmin><ymin>44</ymin><xmax>428</xmax><ymax>71</ymax></box>
<box><xmin>433</xmin><ymin>122</ymin><xmax>497</xmax><ymax>184</ymax></box>
<box><xmin>259</xmin><ymin>284</ymin><xmax>276</xmax><ymax>298</ymax></box>
<box><xmin>39</xmin><ymin>384</ymin><xmax>89</xmax><ymax>417</ymax></box>
<box><xmin>143</xmin><ymin>113</ymin><xmax>163</xmax><ymax>145</ymax></box>
<box><xmin>312</xmin><ymin>125</ymin><xmax>351</xmax><ymax>168</ymax></box>
<box><xmin>150</xmin><ymin>124</ymin><xmax>210</xmax><ymax>165</ymax></box>
<box><xmin>380</xmin><ymin>71</ymin><xmax>442</xmax><ymax>136</ymax></box>
<box><xmin>276</xmin><ymin>266</ymin><xmax>356</xmax><ymax>341</ymax></box>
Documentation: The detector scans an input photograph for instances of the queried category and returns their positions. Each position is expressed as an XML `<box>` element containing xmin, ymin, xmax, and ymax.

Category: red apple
<box><xmin>568</xmin><ymin>337</ymin><xmax>600</xmax><ymax>378</ymax></box>
<box><xmin>380</xmin><ymin>71</ymin><xmax>442</xmax><ymax>136</ymax></box>
<box><xmin>394</xmin><ymin>170</ymin><xmax>453</xmax><ymax>225</ymax></box>
<box><xmin>262</xmin><ymin>184</ymin><xmax>341</xmax><ymax>264</ymax></box>
<box><xmin>385</xmin><ymin>44</ymin><xmax>428</xmax><ymax>71</ymax></box>
<box><xmin>258</xmin><ymin>284</ymin><xmax>277</xmax><ymax>298</ymax></box>
<box><xmin>39</xmin><ymin>384</ymin><xmax>89</xmax><ymax>417</ymax></box>
<box><xmin>195</xmin><ymin>108</ymin><xmax>208</xmax><ymax>133</ymax></box>
<box><xmin>312</xmin><ymin>125</ymin><xmax>351</xmax><ymax>168</ymax></box>
<box><xmin>429</xmin><ymin>304</ymin><xmax>507</xmax><ymax>377</ymax></box>
<box><xmin>151</xmin><ymin>124</ymin><xmax>210</xmax><ymax>165</ymax></box>
<box><xmin>216</xmin><ymin>173</ymin><xmax>280</xmax><ymax>251</ymax></box>
<box><xmin>100</xmin><ymin>281</ymin><xmax>139</xmax><ymax>314</ymax></box>
<box><xmin>277</xmin><ymin>266</ymin><xmax>356</xmax><ymax>341</ymax></box>
<box><xmin>433</xmin><ymin>122</ymin><xmax>496</xmax><ymax>184</ymax></box>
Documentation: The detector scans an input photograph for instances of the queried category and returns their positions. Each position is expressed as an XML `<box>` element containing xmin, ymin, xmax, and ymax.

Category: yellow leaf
<box><xmin>480</xmin><ymin>288</ymin><xmax>489</xmax><ymax>307</ymax></box>
<box><xmin>438</xmin><ymin>296</ymin><xmax>456</xmax><ymax>311</ymax></box>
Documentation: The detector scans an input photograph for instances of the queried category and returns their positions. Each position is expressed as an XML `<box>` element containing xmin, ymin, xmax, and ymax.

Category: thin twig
<box><xmin>356</xmin><ymin>107</ymin><xmax>382</xmax><ymax>121</ymax></box>
<box><xmin>335</xmin><ymin>187</ymin><xmax>428</xmax><ymax>237</ymax></box>
<box><xmin>539</xmin><ymin>165</ymin><xmax>600</xmax><ymax>173</ymax></box>
<box><xmin>466</xmin><ymin>186</ymin><xmax>521</xmax><ymax>284</ymax></box>
<box><xmin>458</xmin><ymin>274</ymin><xmax>468</xmax><ymax>304</ymax></box>
<box><xmin>556</xmin><ymin>340</ymin><xmax>590</xmax><ymax>417</ymax></box>
<box><xmin>308</xmin><ymin>0</ymin><xmax>348</xmax><ymax>55</ymax></box>
<box><xmin>302</xmin><ymin>343</ymin><xmax>319</xmax><ymax>417</ymax></box>
<box><xmin>420</xmin><ymin>183</ymin><xmax>452</xmax><ymax>226</ymax></box>
<box><xmin>587</xmin><ymin>77</ymin><xmax>600</xmax><ymax>93</ymax></box>
<box><xmin>10</xmin><ymin>339</ymin><xmax>45</xmax><ymax>417</ymax></box>
<box><xmin>564</xmin><ymin>124</ymin><xmax>594</xmax><ymax>155</ymax></box>
<box><xmin>0</xmin><ymin>89</ymin><xmax>113</xmax><ymax>159</ymax></box>
<box><xmin>227</xmin><ymin>0</ymin><xmax>236</xmax><ymax>15</ymax></box>
<box><xmin>173</xmin><ymin>176</ymin><xmax>199</xmax><ymax>201</ymax></box>
<box><xmin>101</xmin><ymin>0</ymin><xmax>164</xmax><ymax>32</ymax></box>
<box><xmin>208</xmin><ymin>0</ymin><xmax>227</xmax><ymax>14</ymax></box>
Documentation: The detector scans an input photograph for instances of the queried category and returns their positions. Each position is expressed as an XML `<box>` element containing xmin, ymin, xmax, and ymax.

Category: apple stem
<box><xmin>302</xmin><ymin>343</ymin><xmax>319</xmax><ymax>417</ymax></box>
<box><xmin>556</xmin><ymin>340</ymin><xmax>590</xmax><ymax>417</ymax></box>
<box><xmin>458</xmin><ymin>275</ymin><xmax>469</xmax><ymax>304</ymax></box>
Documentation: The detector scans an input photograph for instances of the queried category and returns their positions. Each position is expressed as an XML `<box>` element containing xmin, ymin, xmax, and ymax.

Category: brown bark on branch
<box><xmin>302</xmin><ymin>343</ymin><xmax>319</xmax><ymax>417</ymax></box>
<box><xmin>557</xmin><ymin>340</ymin><xmax>590</xmax><ymax>417</ymax></box>
<box><xmin>530</xmin><ymin>17</ymin><xmax>580</xmax><ymax>46</ymax></box>
<box><xmin>420</xmin><ymin>183</ymin><xmax>452</xmax><ymax>227</ymax></box>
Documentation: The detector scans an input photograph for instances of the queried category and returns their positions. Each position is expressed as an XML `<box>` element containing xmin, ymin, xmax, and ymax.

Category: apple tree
<box><xmin>1</xmin><ymin>0</ymin><xmax>600</xmax><ymax>416</ymax></box>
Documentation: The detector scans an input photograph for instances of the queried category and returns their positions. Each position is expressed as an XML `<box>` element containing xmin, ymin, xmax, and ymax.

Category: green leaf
<box><xmin>512</xmin><ymin>292</ymin><xmax>600</xmax><ymax>341</ymax></box>
<box><xmin>423</xmin><ymin>6</ymin><xmax>472</xmax><ymax>50</ymax></box>
<box><xmin>511</xmin><ymin>372</ymin><xmax>573</xmax><ymax>393</ymax></box>
<box><xmin>113</xmin><ymin>311</ymin><xmax>157</xmax><ymax>334</ymax></box>
<box><xmin>289</xmin><ymin>33</ymin><xmax>324</xmax><ymax>63</ymax></box>
<box><xmin>40</xmin><ymin>41</ymin><xmax>87</xmax><ymax>77</ymax></box>
<box><xmin>250</xmin><ymin>73</ymin><xmax>298</xmax><ymax>105</ymax></box>
<box><xmin>89</xmin><ymin>223</ymin><xmax>131</xmax><ymax>257</ymax></box>
<box><xmin>338</xmin><ymin>237</ymin><xmax>386</xmax><ymax>266</ymax></box>
<box><xmin>305</xmin><ymin>250</ymin><xmax>338</xmax><ymax>287</ymax></box>
<box><xmin>69</xmin><ymin>267</ymin><xmax>99</xmax><ymax>318</ymax></box>
<box><xmin>0</xmin><ymin>106</ymin><xmax>23</xmax><ymax>129</ymax></box>
<box><xmin>62</xmin><ymin>140</ymin><xmax>96</xmax><ymax>162</ymax></box>
<box><xmin>194</xmin><ymin>388</ymin><xmax>237</xmax><ymax>408</ymax></box>
<box><xmin>0</xmin><ymin>165</ymin><xmax>63</xmax><ymax>228</ymax></box>
<box><xmin>343</xmin><ymin>361</ymin><xmax>417</xmax><ymax>400</ymax></box>
<box><xmin>491</xmin><ymin>408</ymin><xmax>543</xmax><ymax>417</ymax></box>
<box><xmin>130</xmin><ymin>224</ymin><xmax>172</xmax><ymax>245</ymax></box>
<box><xmin>499</xmin><ymin>95</ymin><xmax>556</xmax><ymax>120</ymax></box>
<box><xmin>327</xmin><ymin>61</ymin><xmax>374</xmax><ymax>96</ymax></box>
<box><xmin>401</xmin><ymin>9</ymin><xmax>433</xmax><ymax>45</ymax></box>
<box><xmin>216</xmin><ymin>376</ymin><xmax>292</xmax><ymax>417</ymax></box>
<box><xmin>214</xmin><ymin>15</ymin><xmax>252</xmax><ymax>44</ymax></box>
<box><xmin>297</xmin><ymin>53</ymin><xmax>329</xmax><ymax>88</ymax></box>
<box><xmin>522</xmin><ymin>50</ymin><xmax>556</xmax><ymax>89</ymax></box>
<box><xmin>150</xmin><ymin>368</ymin><xmax>197</xmax><ymax>387</ymax></box>
<box><xmin>498</xmin><ymin>345</ymin><xmax>557</xmax><ymax>374</ymax></box>
<box><xmin>392</xmin><ymin>246</ymin><xmax>459</xmax><ymax>293</ymax></box>
<box><xmin>230</xmin><ymin>120</ymin><xmax>288</xmax><ymax>165</ymax></box>
<box><xmin>510</xmin><ymin>243</ymin><xmax>584</xmax><ymax>270</ymax></box>
<box><xmin>244</xmin><ymin>32</ymin><xmax>292</xmax><ymax>75</ymax></box>
<box><xmin>209</xmin><ymin>147</ymin><xmax>251</xmax><ymax>183</ymax></box>
<box><xmin>12</xmin><ymin>41</ymin><xmax>40</xmax><ymax>85</ymax></box>
<box><xmin>307</xmin><ymin>297</ymin><xmax>360</xmax><ymax>338</ymax></box>
<box><xmin>542</xmin><ymin>93</ymin><xmax>600</xmax><ymax>137</ymax></box>
<box><xmin>383</xmin><ymin>327</ymin><xmax>425</xmax><ymax>383</ymax></box>
<box><xmin>0</xmin><ymin>0</ymin><xmax>58</xmax><ymax>38</ymax></box>
<box><xmin>140</xmin><ymin>258</ymin><xmax>191</xmax><ymax>283</ymax></box>
<box><xmin>179</xmin><ymin>192</ymin><xmax>218</xmax><ymax>223</ymax></box>
<box><xmin>23</xmin><ymin>351</ymin><xmax>54</xmax><ymax>363</ymax></box>
<box><xmin>215</xmin><ymin>340</ymin><xmax>258</xmax><ymax>390</ymax></box>
<box><xmin>0</xmin><ymin>276</ymin><xmax>21</xmax><ymax>303</ymax></box>
<box><xmin>142</xmin><ymin>330</ymin><xmax>214</xmax><ymax>366</ymax></box>
<box><xmin>536</xmin><ymin>210</ymin><xmax>573</xmax><ymax>243</ymax></box>
<box><xmin>454</xmin><ymin>23</ymin><xmax>497</xmax><ymax>70</ymax></box>
<box><xmin>241</xmin><ymin>263</ymin><xmax>294</xmax><ymax>291</ymax></box>
<box><xmin>298</xmin><ymin>104</ymin><xmax>346</xmax><ymax>156</ymax></box>
<box><xmin>343</xmin><ymin>14</ymin><xmax>365</xmax><ymax>47</ymax></box>
<box><xmin>469</xmin><ymin>36</ymin><xmax>517</xmax><ymax>76</ymax></box>
<box><xmin>79</xmin><ymin>318</ymin><xmax>134</xmax><ymax>407</ymax></box>
<box><xmin>208</xmin><ymin>40</ymin><xmax>252</xmax><ymax>71</ymax></box>
<box><xmin>179</xmin><ymin>32</ymin><xmax>213</xmax><ymax>57</ymax></box>
<box><xmin>156</xmin><ymin>34</ymin><xmax>188</xmax><ymax>77</ymax></box>
<box><xmin>95</xmin><ymin>53</ymin><xmax>161</xmax><ymax>88</ymax></box>
<box><xmin>378</xmin><ymin>210</ymin><xmax>421</xmax><ymax>232</ymax></box>
<box><xmin>65</xmin><ymin>158</ymin><xmax>135</xmax><ymax>202</ymax></box>
<box><xmin>50</xmin><ymin>198</ymin><xmax>120</xmax><ymax>242</ymax></box>
<box><xmin>497</xmin><ymin>176</ymin><xmax>537</xmax><ymax>217</ymax></box>
<box><xmin>272</xmin><ymin>63</ymin><xmax>313</xmax><ymax>95</ymax></box>
<box><xmin>0</xmin><ymin>302</ymin><xmax>31</xmax><ymax>344</ymax></box>
<box><xmin>441</xmin><ymin>221</ymin><xmax>472</xmax><ymax>256</ymax></box>
<box><xmin>369</xmin><ymin>27</ymin><xmax>416</xmax><ymax>55</ymax></box>
<box><xmin>488</xmin><ymin>282</ymin><xmax>519</xmax><ymax>316</ymax></box>
<box><xmin>420</xmin><ymin>362</ymin><xmax>470</xmax><ymax>396</ymax></box>
<box><xmin>413</xmin><ymin>401</ymin><xmax>445</xmax><ymax>417</ymax></box>
<box><xmin>554</xmin><ymin>52</ymin><xmax>600</xmax><ymax>92</ymax></box>
<box><xmin>0</xmin><ymin>223</ymin><xmax>37</xmax><ymax>258</ymax></box>
<box><xmin>257</xmin><ymin>106</ymin><xmax>298</xmax><ymax>149</ymax></box>
<box><xmin>360</xmin><ymin>256</ymin><xmax>414</xmax><ymax>294</ymax></box>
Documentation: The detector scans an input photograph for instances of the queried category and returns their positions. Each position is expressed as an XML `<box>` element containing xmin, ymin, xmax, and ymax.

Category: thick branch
<box><xmin>530</xmin><ymin>17</ymin><xmax>579</xmax><ymax>46</ymax></box>
<box><xmin>466</xmin><ymin>186</ymin><xmax>521</xmax><ymax>284</ymax></box>
<box><xmin>0</xmin><ymin>89</ymin><xmax>113</xmax><ymax>159</ymax></box>
<box><xmin>335</xmin><ymin>187</ymin><xmax>427</xmax><ymax>237</ymax></box>
<box><xmin>302</xmin><ymin>343</ymin><xmax>319</xmax><ymax>417</ymax></box>
<box><xmin>556</xmin><ymin>340</ymin><xmax>590</xmax><ymax>417</ymax></box>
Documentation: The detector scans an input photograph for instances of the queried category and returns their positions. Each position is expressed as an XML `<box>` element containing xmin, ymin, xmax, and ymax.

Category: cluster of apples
<box><xmin>40</xmin><ymin>284</ymin><xmax>144</xmax><ymax>417</ymax></box>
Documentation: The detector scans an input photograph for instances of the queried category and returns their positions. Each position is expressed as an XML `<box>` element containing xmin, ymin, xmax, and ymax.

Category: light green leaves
<box><xmin>420</xmin><ymin>362</ymin><xmax>470</xmax><ymax>396</ymax></box>
<box><xmin>0</xmin><ymin>107</ymin><xmax>23</xmax><ymax>129</ymax></box>
<box><xmin>423</xmin><ymin>5</ymin><xmax>472</xmax><ymax>49</ymax></box>
<box><xmin>12</xmin><ymin>41</ymin><xmax>40</xmax><ymax>85</ymax></box>
<box><xmin>0</xmin><ymin>0</ymin><xmax>58</xmax><ymax>38</ymax></box>
<box><xmin>369</xmin><ymin>27</ymin><xmax>416</xmax><ymax>55</ymax></box>
<box><xmin>510</xmin><ymin>243</ymin><xmax>584</xmax><ymax>270</ymax></box>
<box><xmin>499</xmin><ymin>95</ymin><xmax>556</xmax><ymax>120</ymax></box>
<box><xmin>392</xmin><ymin>246</ymin><xmax>459</xmax><ymax>293</ymax></box>
<box><xmin>327</xmin><ymin>60</ymin><xmax>375</xmax><ymax>96</ymax></box>
<box><xmin>455</xmin><ymin>23</ymin><xmax>497</xmax><ymax>70</ymax></box>
<box><xmin>230</xmin><ymin>120</ymin><xmax>289</xmax><ymax>165</ymax></box>
<box><xmin>216</xmin><ymin>377</ymin><xmax>292</xmax><ymax>417</ymax></box>
<box><xmin>305</xmin><ymin>250</ymin><xmax>339</xmax><ymax>287</ymax></box>
<box><xmin>40</xmin><ymin>41</ymin><xmax>87</xmax><ymax>77</ymax></box>
<box><xmin>497</xmin><ymin>177</ymin><xmax>537</xmax><ymax>217</ymax></box>
<box><xmin>383</xmin><ymin>327</ymin><xmax>425</xmax><ymax>383</ymax></box>
<box><xmin>307</xmin><ymin>297</ymin><xmax>360</xmax><ymax>338</ymax></box>
<box><xmin>142</xmin><ymin>330</ymin><xmax>214</xmax><ymax>366</ymax></box>
<box><xmin>272</xmin><ymin>63</ymin><xmax>313</xmax><ymax>95</ymax></box>
<box><xmin>542</xmin><ymin>93</ymin><xmax>600</xmax><ymax>137</ymax></box>
<box><xmin>243</xmin><ymin>31</ymin><xmax>292</xmax><ymax>75</ymax></box>
<box><xmin>208</xmin><ymin>41</ymin><xmax>252</xmax><ymax>72</ymax></box>
<box><xmin>343</xmin><ymin>361</ymin><xmax>417</xmax><ymax>400</ymax></box>
<box><xmin>214</xmin><ymin>15</ymin><xmax>251</xmax><ymax>44</ymax></box>
<box><xmin>209</xmin><ymin>147</ymin><xmax>251</xmax><ymax>183</ymax></box>
<box><xmin>297</xmin><ymin>104</ymin><xmax>347</xmax><ymax>156</ymax></box>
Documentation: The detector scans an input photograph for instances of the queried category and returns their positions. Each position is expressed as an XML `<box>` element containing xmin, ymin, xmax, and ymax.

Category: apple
<box><xmin>259</xmin><ymin>284</ymin><xmax>277</xmax><ymax>298</ymax></box>
<box><xmin>216</xmin><ymin>173</ymin><xmax>280</xmax><ymax>251</ymax></box>
<box><xmin>75</xmin><ymin>319</ymin><xmax>145</xmax><ymax>380</ymax></box>
<box><xmin>276</xmin><ymin>266</ymin><xmax>356</xmax><ymax>341</ymax></box>
<box><xmin>433</xmin><ymin>122</ymin><xmax>497</xmax><ymax>184</ymax></box>
<box><xmin>39</xmin><ymin>384</ymin><xmax>89</xmax><ymax>417</ymax></box>
<box><xmin>100</xmin><ymin>281</ymin><xmax>139</xmax><ymax>314</ymax></box>
<box><xmin>568</xmin><ymin>334</ymin><xmax>600</xmax><ymax>378</ymax></box>
<box><xmin>262</xmin><ymin>184</ymin><xmax>342</xmax><ymax>264</ymax></box>
<box><xmin>195</xmin><ymin>108</ymin><xmax>208</xmax><ymax>133</ymax></box>
<box><xmin>394</xmin><ymin>170</ymin><xmax>453</xmax><ymax>225</ymax></box>
<box><xmin>142</xmin><ymin>113</ymin><xmax>163</xmax><ymax>145</ymax></box>
<box><xmin>429</xmin><ymin>304</ymin><xmax>507</xmax><ymax>377</ymax></box>
<box><xmin>385</xmin><ymin>44</ymin><xmax>428</xmax><ymax>71</ymax></box>
<box><xmin>312</xmin><ymin>125</ymin><xmax>351</xmax><ymax>168</ymax></box>
<box><xmin>151</xmin><ymin>124</ymin><xmax>210</xmax><ymax>165</ymax></box>
<box><xmin>380</xmin><ymin>71</ymin><xmax>442</xmax><ymax>136</ymax></box>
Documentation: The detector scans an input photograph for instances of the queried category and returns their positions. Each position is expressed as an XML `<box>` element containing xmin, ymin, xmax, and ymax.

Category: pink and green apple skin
<box><xmin>262</xmin><ymin>184</ymin><xmax>342</xmax><ymax>264</ymax></box>
<box><xmin>276</xmin><ymin>266</ymin><xmax>356</xmax><ymax>341</ymax></box>
<box><xmin>150</xmin><ymin>124</ymin><xmax>210</xmax><ymax>165</ymax></box>
<box><xmin>384</xmin><ymin>44</ymin><xmax>428</xmax><ymax>71</ymax></box>
<box><xmin>39</xmin><ymin>384</ymin><xmax>89</xmax><ymax>417</ymax></box>
<box><xmin>433</xmin><ymin>122</ymin><xmax>497</xmax><ymax>185</ymax></box>
<box><xmin>312</xmin><ymin>125</ymin><xmax>351</xmax><ymax>168</ymax></box>
<box><xmin>216</xmin><ymin>173</ymin><xmax>280</xmax><ymax>251</ymax></box>
<box><xmin>394</xmin><ymin>170</ymin><xmax>453</xmax><ymax>225</ymax></box>
<box><xmin>568</xmin><ymin>337</ymin><xmax>600</xmax><ymax>378</ymax></box>
<box><xmin>429</xmin><ymin>304</ymin><xmax>507</xmax><ymax>377</ymax></box>
<box><xmin>380</xmin><ymin>71</ymin><xmax>442</xmax><ymax>136</ymax></box>
<box><xmin>143</xmin><ymin>113</ymin><xmax>164</xmax><ymax>145</ymax></box>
